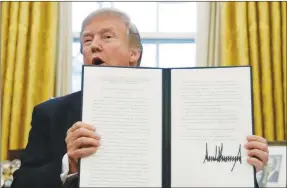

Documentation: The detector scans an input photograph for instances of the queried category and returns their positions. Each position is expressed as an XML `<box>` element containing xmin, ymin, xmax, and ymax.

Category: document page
<box><xmin>171</xmin><ymin>67</ymin><xmax>254</xmax><ymax>187</ymax></box>
<box><xmin>80</xmin><ymin>66</ymin><xmax>162</xmax><ymax>187</ymax></box>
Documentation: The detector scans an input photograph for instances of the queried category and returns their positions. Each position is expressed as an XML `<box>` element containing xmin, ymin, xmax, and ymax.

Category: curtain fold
<box><xmin>196</xmin><ymin>2</ymin><xmax>221</xmax><ymax>67</ymax></box>
<box><xmin>0</xmin><ymin>2</ymin><xmax>2</xmax><ymax>161</ymax></box>
<box><xmin>55</xmin><ymin>2</ymin><xmax>73</xmax><ymax>97</ymax></box>
<box><xmin>221</xmin><ymin>2</ymin><xmax>286</xmax><ymax>141</ymax></box>
<box><xmin>1</xmin><ymin>2</ymin><xmax>59</xmax><ymax>160</ymax></box>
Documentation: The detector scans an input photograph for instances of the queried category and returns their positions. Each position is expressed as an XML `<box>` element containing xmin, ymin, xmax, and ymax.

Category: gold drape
<box><xmin>1</xmin><ymin>2</ymin><xmax>59</xmax><ymax>160</ymax></box>
<box><xmin>221</xmin><ymin>2</ymin><xmax>286</xmax><ymax>141</ymax></box>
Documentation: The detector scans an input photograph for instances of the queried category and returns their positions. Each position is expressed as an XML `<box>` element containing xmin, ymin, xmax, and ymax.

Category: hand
<box><xmin>65</xmin><ymin>122</ymin><xmax>101</xmax><ymax>174</ymax></box>
<box><xmin>244</xmin><ymin>135</ymin><xmax>269</xmax><ymax>172</ymax></box>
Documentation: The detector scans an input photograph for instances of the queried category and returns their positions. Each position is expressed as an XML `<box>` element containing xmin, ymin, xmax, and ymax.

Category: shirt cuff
<box><xmin>60</xmin><ymin>153</ymin><xmax>78</xmax><ymax>184</ymax></box>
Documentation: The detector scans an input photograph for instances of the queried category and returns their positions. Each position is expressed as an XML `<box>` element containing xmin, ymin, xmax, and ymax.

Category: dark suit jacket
<box><xmin>11</xmin><ymin>90</ymin><xmax>260</xmax><ymax>188</ymax></box>
<box><xmin>11</xmin><ymin>91</ymin><xmax>82</xmax><ymax>188</ymax></box>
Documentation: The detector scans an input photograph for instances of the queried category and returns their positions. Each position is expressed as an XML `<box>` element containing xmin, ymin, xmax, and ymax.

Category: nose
<box><xmin>90</xmin><ymin>37</ymin><xmax>103</xmax><ymax>53</ymax></box>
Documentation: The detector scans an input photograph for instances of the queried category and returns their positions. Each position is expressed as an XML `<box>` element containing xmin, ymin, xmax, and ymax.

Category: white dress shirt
<box><xmin>60</xmin><ymin>153</ymin><xmax>77</xmax><ymax>184</ymax></box>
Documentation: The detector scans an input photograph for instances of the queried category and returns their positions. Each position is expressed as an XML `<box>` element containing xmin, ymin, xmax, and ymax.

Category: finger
<box><xmin>69</xmin><ymin>122</ymin><xmax>96</xmax><ymax>133</ymax></box>
<box><xmin>248</xmin><ymin>149</ymin><xmax>269</xmax><ymax>165</ymax></box>
<box><xmin>65</xmin><ymin>126</ymin><xmax>100</xmax><ymax>148</ymax></box>
<box><xmin>246</xmin><ymin>135</ymin><xmax>267</xmax><ymax>144</ymax></box>
<box><xmin>73</xmin><ymin>127</ymin><xmax>101</xmax><ymax>141</ymax></box>
<box><xmin>68</xmin><ymin>147</ymin><xmax>98</xmax><ymax>159</ymax></box>
<box><xmin>247</xmin><ymin>157</ymin><xmax>264</xmax><ymax>172</ymax></box>
<box><xmin>65</xmin><ymin>128</ymin><xmax>78</xmax><ymax>144</ymax></box>
<box><xmin>66</xmin><ymin>122</ymin><xmax>81</xmax><ymax>135</ymax></box>
<box><xmin>65</xmin><ymin>132</ymin><xmax>73</xmax><ymax>145</ymax></box>
<box><xmin>71</xmin><ymin>137</ymin><xmax>101</xmax><ymax>150</ymax></box>
<box><xmin>244</xmin><ymin>141</ymin><xmax>268</xmax><ymax>153</ymax></box>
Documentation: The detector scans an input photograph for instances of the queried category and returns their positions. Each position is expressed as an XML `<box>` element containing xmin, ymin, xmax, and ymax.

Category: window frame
<box><xmin>71</xmin><ymin>1</ymin><xmax>197</xmax><ymax>91</ymax></box>
<box><xmin>71</xmin><ymin>1</ymin><xmax>197</xmax><ymax>53</ymax></box>
<box><xmin>72</xmin><ymin>34</ymin><xmax>196</xmax><ymax>68</ymax></box>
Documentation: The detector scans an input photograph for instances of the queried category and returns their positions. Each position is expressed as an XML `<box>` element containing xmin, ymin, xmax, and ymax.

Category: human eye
<box><xmin>82</xmin><ymin>34</ymin><xmax>93</xmax><ymax>44</ymax></box>
<box><xmin>103</xmin><ymin>32</ymin><xmax>114</xmax><ymax>40</ymax></box>
<box><xmin>84</xmin><ymin>37</ymin><xmax>93</xmax><ymax>43</ymax></box>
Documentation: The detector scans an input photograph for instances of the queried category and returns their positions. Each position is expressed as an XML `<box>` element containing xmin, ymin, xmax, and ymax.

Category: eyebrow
<box><xmin>99</xmin><ymin>27</ymin><xmax>115</xmax><ymax>34</ymax></box>
<box><xmin>82</xmin><ymin>27</ymin><xmax>116</xmax><ymax>38</ymax></box>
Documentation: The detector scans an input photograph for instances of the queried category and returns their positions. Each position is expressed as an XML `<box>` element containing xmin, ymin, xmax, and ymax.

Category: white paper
<box><xmin>171</xmin><ymin>67</ymin><xmax>255</xmax><ymax>187</ymax></box>
<box><xmin>80</xmin><ymin>66</ymin><xmax>162</xmax><ymax>187</ymax></box>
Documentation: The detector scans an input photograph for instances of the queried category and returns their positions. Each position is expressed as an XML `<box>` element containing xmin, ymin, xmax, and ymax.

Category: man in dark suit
<box><xmin>11</xmin><ymin>8</ymin><xmax>269</xmax><ymax>188</ymax></box>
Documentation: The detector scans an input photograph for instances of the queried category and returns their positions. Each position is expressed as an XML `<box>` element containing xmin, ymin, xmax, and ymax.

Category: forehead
<box><xmin>82</xmin><ymin>14</ymin><xmax>127</xmax><ymax>35</ymax></box>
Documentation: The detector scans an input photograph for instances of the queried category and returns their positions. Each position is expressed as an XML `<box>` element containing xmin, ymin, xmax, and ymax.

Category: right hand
<box><xmin>65</xmin><ymin>121</ymin><xmax>101</xmax><ymax>174</ymax></box>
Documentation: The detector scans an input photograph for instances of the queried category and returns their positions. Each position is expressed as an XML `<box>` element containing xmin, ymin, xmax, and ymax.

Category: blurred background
<box><xmin>0</xmin><ymin>1</ymin><xmax>286</xmax><ymax>187</ymax></box>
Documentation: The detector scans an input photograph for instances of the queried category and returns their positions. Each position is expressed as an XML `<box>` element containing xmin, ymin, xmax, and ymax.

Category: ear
<box><xmin>129</xmin><ymin>48</ymin><xmax>140</xmax><ymax>66</ymax></box>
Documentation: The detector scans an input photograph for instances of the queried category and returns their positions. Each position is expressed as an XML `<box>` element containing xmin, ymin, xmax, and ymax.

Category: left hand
<box><xmin>244</xmin><ymin>135</ymin><xmax>269</xmax><ymax>172</ymax></box>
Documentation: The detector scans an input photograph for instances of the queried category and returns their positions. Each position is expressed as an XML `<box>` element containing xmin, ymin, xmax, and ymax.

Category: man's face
<box><xmin>81</xmin><ymin>14</ymin><xmax>140</xmax><ymax>67</ymax></box>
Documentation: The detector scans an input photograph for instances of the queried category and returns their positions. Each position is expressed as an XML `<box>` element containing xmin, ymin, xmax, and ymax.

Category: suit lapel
<box><xmin>53</xmin><ymin>91</ymin><xmax>82</xmax><ymax>157</ymax></box>
<box><xmin>66</xmin><ymin>91</ymin><xmax>82</xmax><ymax>129</ymax></box>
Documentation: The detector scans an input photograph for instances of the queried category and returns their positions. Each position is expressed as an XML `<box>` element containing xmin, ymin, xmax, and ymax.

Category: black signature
<box><xmin>202</xmin><ymin>143</ymin><xmax>242</xmax><ymax>172</ymax></box>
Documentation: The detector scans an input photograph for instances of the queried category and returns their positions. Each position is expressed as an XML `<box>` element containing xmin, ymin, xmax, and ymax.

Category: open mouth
<box><xmin>92</xmin><ymin>58</ymin><xmax>105</xmax><ymax>65</ymax></box>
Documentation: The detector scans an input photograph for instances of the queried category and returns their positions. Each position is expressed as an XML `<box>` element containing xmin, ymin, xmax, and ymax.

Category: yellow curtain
<box><xmin>1</xmin><ymin>2</ymin><xmax>59</xmax><ymax>160</ymax></box>
<box><xmin>221</xmin><ymin>2</ymin><xmax>286</xmax><ymax>141</ymax></box>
